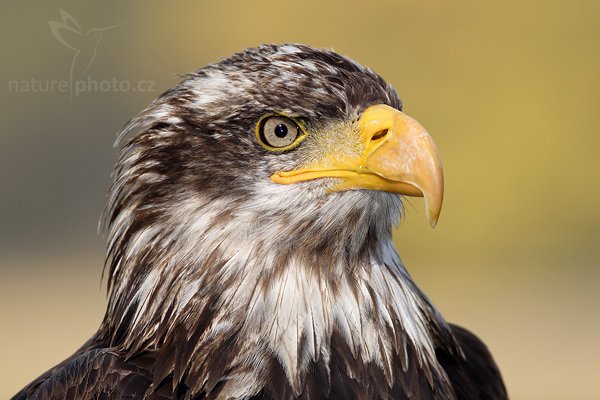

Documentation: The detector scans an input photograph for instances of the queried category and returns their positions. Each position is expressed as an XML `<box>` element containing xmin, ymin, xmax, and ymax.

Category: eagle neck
<box><xmin>101</xmin><ymin>193</ymin><xmax>458</xmax><ymax>398</ymax></box>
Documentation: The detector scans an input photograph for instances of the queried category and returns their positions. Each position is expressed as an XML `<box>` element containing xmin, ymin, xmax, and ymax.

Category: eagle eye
<box><xmin>256</xmin><ymin>115</ymin><xmax>307</xmax><ymax>152</ymax></box>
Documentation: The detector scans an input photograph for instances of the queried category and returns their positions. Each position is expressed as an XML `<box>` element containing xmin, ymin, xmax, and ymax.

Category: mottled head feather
<box><xmin>100</xmin><ymin>44</ymin><xmax>460</xmax><ymax>399</ymax></box>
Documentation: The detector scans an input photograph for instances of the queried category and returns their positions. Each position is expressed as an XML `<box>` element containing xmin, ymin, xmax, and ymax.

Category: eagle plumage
<box><xmin>13</xmin><ymin>44</ymin><xmax>507</xmax><ymax>400</ymax></box>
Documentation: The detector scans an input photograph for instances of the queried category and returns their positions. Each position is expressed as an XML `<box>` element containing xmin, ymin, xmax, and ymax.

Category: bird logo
<box><xmin>49</xmin><ymin>9</ymin><xmax>121</xmax><ymax>91</ymax></box>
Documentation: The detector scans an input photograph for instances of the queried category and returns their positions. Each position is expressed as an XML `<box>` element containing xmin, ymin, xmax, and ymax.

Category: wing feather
<box><xmin>437</xmin><ymin>324</ymin><xmax>508</xmax><ymax>400</ymax></box>
<box><xmin>11</xmin><ymin>349</ymin><xmax>173</xmax><ymax>400</ymax></box>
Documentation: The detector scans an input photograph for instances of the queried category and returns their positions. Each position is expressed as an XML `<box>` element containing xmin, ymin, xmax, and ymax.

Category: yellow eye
<box><xmin>256</xmin><ymin>115</ymin><xmax>307</xmax><ymax>152</ymax></box>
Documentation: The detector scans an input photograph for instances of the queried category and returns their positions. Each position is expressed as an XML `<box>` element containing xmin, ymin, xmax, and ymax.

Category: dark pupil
<box><xmin>274</xmin><ymin>123</ymin><xmax>288</xmax><ymax>138</ymax></box>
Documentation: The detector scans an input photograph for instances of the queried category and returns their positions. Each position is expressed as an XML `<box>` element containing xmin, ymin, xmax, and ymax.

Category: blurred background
<box><xmin>1</xmin><ymin>0</ymin><xmax>598</xmax><ymax>398</ymax></box>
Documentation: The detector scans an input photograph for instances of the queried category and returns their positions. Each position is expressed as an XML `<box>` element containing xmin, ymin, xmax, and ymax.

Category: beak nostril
<box><xmin>371</xmin><ymin>129</ymin><xmax>388</xmax><ymax>141</ymax></box>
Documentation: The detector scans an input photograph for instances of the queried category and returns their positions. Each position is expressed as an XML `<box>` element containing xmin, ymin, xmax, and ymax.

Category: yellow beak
<box><xmin>271</xmin><ymin>104</ymin><xmax>444</xmax><ymax>227</ymax></box>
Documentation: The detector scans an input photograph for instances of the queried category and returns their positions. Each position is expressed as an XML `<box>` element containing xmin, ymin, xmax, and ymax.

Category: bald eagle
<box><xmin>13</xmin><ymin>44</ymin><xmax>507</xmax><ymax>400</ymax></box>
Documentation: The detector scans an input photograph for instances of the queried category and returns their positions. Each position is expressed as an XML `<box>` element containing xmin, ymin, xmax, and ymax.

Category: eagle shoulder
<box><xmin>11</xmin><ymin>348</ymin><xmax>173</xmax><ymax>400</ymax></box>
<box><xmin>437</xmin><ymin>324</ymin><xmax>508</xmax><ymax>400</ymax></box>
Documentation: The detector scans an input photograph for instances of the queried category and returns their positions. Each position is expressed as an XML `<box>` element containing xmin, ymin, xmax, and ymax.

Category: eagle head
<box><xmin>103</xmin><ymin>44</ymin><xmax>453</xmax><ymax>398</ymax></box>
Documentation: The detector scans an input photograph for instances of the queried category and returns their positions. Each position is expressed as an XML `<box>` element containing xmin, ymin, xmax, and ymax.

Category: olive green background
<box><xmin>1</xmin><ymin>1</ymin><xmax>598</xmax><ymax>398</ymax></box>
